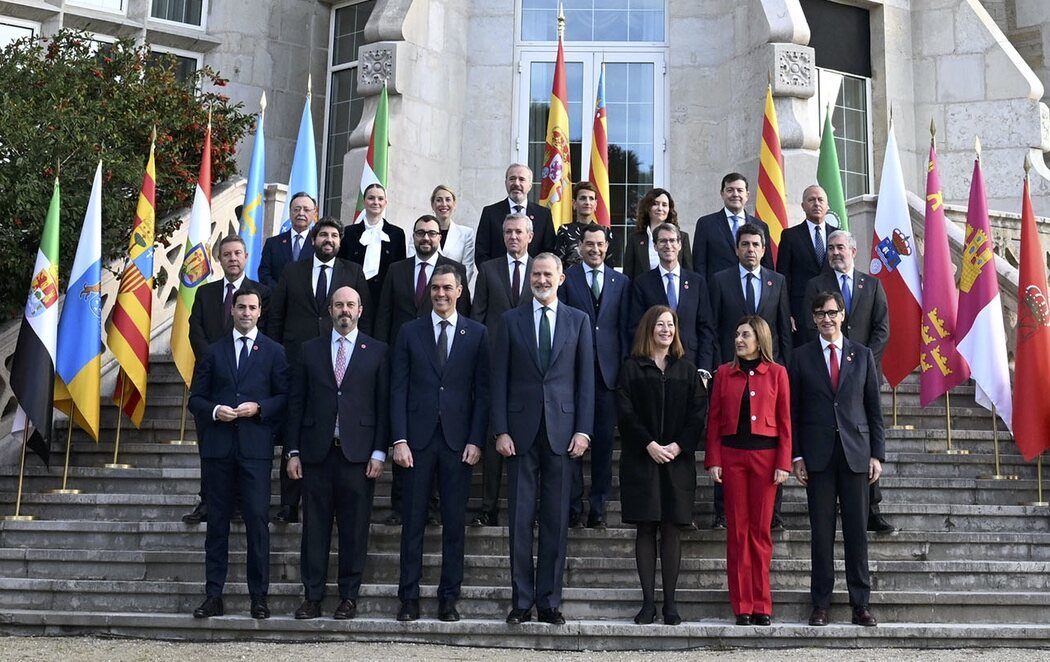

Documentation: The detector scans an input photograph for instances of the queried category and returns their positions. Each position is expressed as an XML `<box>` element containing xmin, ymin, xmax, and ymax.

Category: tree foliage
<box><xmin>0</xmin><ymin>29</ymin><xmax>254</xmax><ymax>317</ymax></box>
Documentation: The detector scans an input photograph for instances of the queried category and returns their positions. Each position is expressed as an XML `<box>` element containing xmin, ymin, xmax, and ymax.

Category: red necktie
<box><xmin>511</xmin><ymin>260</ymin><xmax>522</xmax><ymax>306</ymax></box>
<box><xmin>414</xmin><ymin>262</ymin><xmax>428</xmax><ymax>308</ymax></box>
<box><xmin>223</xmin><ymin>282</ymin><xmax>235</xmax><ymax>322</ymax></box>
<box><xmin>829</xmin><ymin>343</ymin><xmax>839</xmax><ymax>392</ymax></box>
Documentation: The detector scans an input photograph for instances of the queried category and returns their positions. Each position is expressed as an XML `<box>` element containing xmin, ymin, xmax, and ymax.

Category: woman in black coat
<box><xmin>339</xmin><ymin>182</ymin><xmax>407</xmax><ymax>306</ymax></box>
<box><xmin>620</xmin><ymin>187</ymin><xmax>693</xmax><ymax>279</ymax></box>
<box><xmin>617</xmin><ymin>304</ymin><xmax>708</xmax><ymax>626</ymax></box>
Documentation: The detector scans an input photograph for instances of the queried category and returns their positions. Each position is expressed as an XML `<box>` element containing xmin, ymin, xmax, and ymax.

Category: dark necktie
<box><xmin>292</xmin><ymin>234</ymin><xmax>302</xmax><ymax>261</ymax></box>
<box><xmin>237</xmin><ymin>336</ymin><xmax>250</xmax><ymax>378</ymax></box>
<box><xmin>814</xmin><ymin>225</ymin><xmax>826</xmax><ymax>265</ymax></box>
<box><xmin>513</xmin><ymin>204</ymin><xmax>524</xmax><ymax>215</ymax></box>
<box><xmin>223</xmin><ymin>282</ymin><xmax>235</xmax><ymax>323</ymax></box>
<box><xmin>841</xmin><ymin>273</ymin><xmax>853</xmax><ymax>314</ymax></box>
<box><xmin>665</xmin><ymin>272</ymin><xmax>677</xmax><ymax>311</ymax></box>
<box><xmin>538</xmin><ymin>306</ymin><xmax>552</xmax><ymax>371</ymax></box>
<box><xmin>511</xmin><ymin>260</ymin><xmax>522</xmax><ymax>306</ymax></box>
<box><xmin>829</xmin><ymin>343</ymin><xmax>839</xmax><ymax>392</ymax></box>
<box><xmin>415</xmin><ymin>262</ymin><xmax>428</xmax><ymax>308</ymax></box>
<box><xmin>315</xmin><ymin>264</ymin><xmax>328</xmax><ymax>310</ymax></box>
<box><xmin>745</xmin><ymin>273</ymin><xmax>756</xmax><ymax>314</ymax></box>
<box><xmin>437</xmin><ymin>320</ymin><xmax>450</xmax><ymax>368</ymax></box>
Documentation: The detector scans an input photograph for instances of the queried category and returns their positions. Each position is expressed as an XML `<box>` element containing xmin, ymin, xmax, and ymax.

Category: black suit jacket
<box><xmin>629</xmin><ymin>267</ymin><xmax>715</xmax><ymax>373</ymax></box>
<box><xmin>691</xmin><ymin>210</ymin><xmax>774</xmax><ymax>280</ymax></box>
<box><xmin>621</xmin><ymin>228</ymin><xmax>693</xmax><ymax>281</ymax></box>
<box><xmin>802</xmin><ymin>269</ymin><xmax>889</xmax><ymax>369</ymax></box>
<box><xmin>188</xmin><ymin>278</ymin><xmax>270</xmax><ymax>361</ymax></box>
<box><xmin>708</xmin><ymin>266</ymin><xmax>792</xmax><ymax>364</ymax></box>
<box><xmin>475</xmin><ymin>200</ymin><xmax>556</xmax><ymax>264</ymax></box>
<box><xmin>339</xmin><ymin>220</ymin><xmax>408</xmax><ymax>305</ymax></box>
<box><xmin>258</xmin><ymin>230</ymin><xmax>313</xmax><ymax>290</ymax></box>
<box><xmin>776</xmin><ymin>221</ymin><xmax>832</xmax><ymax>325</ymax></box>
<box><xmin>374</xmin><ymin>255</ymin><xmax>470</xmax><ymax>344</ymax></box>
<box><xmin>471</xmin><ymin>255</ymin><xmax>534</xmax><ymax>331</ymax></box>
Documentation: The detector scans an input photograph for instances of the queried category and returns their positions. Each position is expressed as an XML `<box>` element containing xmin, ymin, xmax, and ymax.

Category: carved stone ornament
<box><xmin>358</xmin><ymin>42</ymin><xmax>397</xmax><ymax>95</ymax></box>
<box><xmin>771</xmin><ymin>43</ymin><xmax>815</xmax><ymax>98</ymax></box>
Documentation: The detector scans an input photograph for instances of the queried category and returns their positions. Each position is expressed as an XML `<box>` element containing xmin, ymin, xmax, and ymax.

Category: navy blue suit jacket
<box><xmin>188</xmin><ymin>331</ymin><xmax>289</xmax><ymax>461</ymax></box>
<box><xmin>776</xmin><ymin>221</ymin><xmax>833</xmax><ymax>325</ymax></box>
<box><xmin>475</xmin><ymin>200</ymin><xmax>556</xmax><ymax>265</ymax></box>
<box><xmin>390</xmin><ymin>315</ymin><xmax>490</xmax><ymax>451</ymax></box>
<box><xmin>491</xmin><ymin>303</ymin><xmax>595</xmax><ymax>455</ymax></box>
<box><xmin>258</xmin><ymin>230</ymin><xmax>313</xmax><ymax>290</ymax></box>
<box><xmin>629</xmin><ymin>267</ymin><xmax>716</xmax><ymax>373</ymax></box>
<box><xmin>708</xmin><ymin>265</ymin><xmax>792</xmax><ymax>364</ymax></box>
<box><xmin>558</xmin><ymin>263</ymin><xmax>630</xmax><ymax>390</ymax></box>
<box><xmin>691</xmin><ymin>210</ymin><xmax>774</xmax><ymax>280</ymax></box>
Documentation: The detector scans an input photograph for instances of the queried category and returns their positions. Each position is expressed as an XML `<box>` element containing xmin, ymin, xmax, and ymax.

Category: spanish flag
<box><xmin>755</xmin><ymin>85</ymin><xmax>788</xmax><ymax>260</ymax></box>
<box><xmin>539</xmin><ymin>20</ymin><xmax>572</xmax><ymax>229</ymax></box>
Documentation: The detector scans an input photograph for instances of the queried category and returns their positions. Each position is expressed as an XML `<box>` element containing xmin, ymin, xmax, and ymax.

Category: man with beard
<box><xmin>475</xmin><ymin>163</ymin><xmax>556</xmax><ymax>263</ymax></box>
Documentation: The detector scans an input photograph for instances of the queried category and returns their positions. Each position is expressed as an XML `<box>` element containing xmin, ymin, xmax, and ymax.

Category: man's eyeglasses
<box><xmin>813</xmin><ymin>309</ymin><xmax>842</xmax><ymax>319</ymax></box>
<box><xmin>414</xmin><ymin>230</ymin><xmax>441</xmax><ymax>239</ymax></box>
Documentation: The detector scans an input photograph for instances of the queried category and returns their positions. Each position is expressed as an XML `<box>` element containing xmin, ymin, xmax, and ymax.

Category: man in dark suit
<box><xmin>188</xmin><ymin>286</ymin><xmax>288</xmax><ymax>620</ymax></box>
<box><xmin>494</xmin><ymin>253</ymin><xmax>594</xmax><ymax>626</ymax></box>
<box><xmin>558</xmin><ymin>223</ymin><xmax>629</xmax><ymax>529</ymax></box>
<box><xmin>629</xmin><ymin>223</ymin><xmax>716</xmax><ymax>376</ymax></box>
<box><xmin>267</xmin><ymin>217</ymin><xmax>373</xmax><ymax>523</ymax></box>
<box><xmin>285</xmin><ymin>285</ymin><xmax>388</xmax><ymax>620</ymax></box>
<box><xmin>802</xmin><ymin>229</ymin><xmax>893</xmax><ymax>534</ymax></box>
<box><xmin>391</xmin><ymin>265</ymin><xmax>490</xmax><ymax>623</ymax></box>
<box><xmin>777</xmin><ymin>185</ymin><xmax>834</xmax><ymax>346</ymax></box>
<box><xmin>475</xmin><ymin>163</ymin><xmax>556</xmax><ymax>263</ymax></box>
<box><xmin>692</xmin><ymin>173</ymin><xmax>774</xmax><ymax>280</ymax></box>
<box><xmin>789</xmin><ymin>291</ymin><xmax>884</xmax><ymax>628</ymax></box>
<box><xmin>257</xmin><ymin>191</ymin><xmax>316</xmax><ymax>289</ymax></box>
<box><xmin>469</xmin><ymin>214</ymin><xmax>535</xmax><ymax>527</ymax></box>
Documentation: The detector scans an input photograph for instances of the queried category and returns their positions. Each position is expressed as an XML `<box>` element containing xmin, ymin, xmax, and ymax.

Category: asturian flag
<box><xmin>240</xmin><ymin>95</ymin><xmax>267</xmax><ymax>280</ymax></box>
<box><xmin>280</xmin><ymin>90</ymin><xmax>318</xmax><ymax>231</ymax></box>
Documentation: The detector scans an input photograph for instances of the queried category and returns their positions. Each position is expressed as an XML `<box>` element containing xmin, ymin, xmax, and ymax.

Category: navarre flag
<box><xmin>240</xmin><ymin>96</ymin><xmax>267</xmax><ymax>279</ymax></box>
<box><xmin>1012</xmin><ymin>169</ymin><xmax>1050</xmax><ymax>460</ymax></box>
<box><xmin>588</xmin><ymin>65</ymin><xmax>611</xmax><ymax>227</ymax></box>
<box><xmin>107</xmin><ymin>140</ymin><xmax>157</xmax><ymax>427</ymax></box>
<box><xmin>539</xmin><ymin>27</ymin><xmax>572</xmax><ymax>229</ymax></box>
<box><xmin>171</xmin><ymin>122</ymin><xmax>213</xmax><ymax>387</ymax></box>
<box><xmin>919</xmin><ymin>137</ymin><xmax>970</xmax><ymax>406</ymax></box>
<box><xmin>956</xmin><ymin>152</ymin><xmax>1012</xmax><ymax>430</ymax></box>
<box><xmin>280</xmin><ymin>92</ymin><xmax>318</xmax><ymax>232</ymax></box>
<box><xmin>817</xmin><ymin>105</ymin><xmax>849</xmax><ymax>231</ymax></box>
<box><xmin>354</xmin><ymin>82</ymin><xmax>389</xmax><ymax>223</ymax></box>
<box><xmin>869</xmin><ymin>122</ymin><xmax>921</xmax><ymax>388</ymax></box>
<box><xmin>755</xmin><ymin>85</ymin><xmax>788</xmax><ymax>260</ymax></box>
<box><xmin>54</xmin><ymin>162</ymin><xmax>104</xmax><ymax>442</ymax></box>
<box><xmin>10</xmin><ymin>178</ymin><xmax>61</xmax><ymax>465</ymax></box>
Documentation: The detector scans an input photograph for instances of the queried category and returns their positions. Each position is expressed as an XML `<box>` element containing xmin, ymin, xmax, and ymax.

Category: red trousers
<box><xmin>722</xmin><ymin>446</ymin><xmax>778</xmax><ymax>616</ymax></box>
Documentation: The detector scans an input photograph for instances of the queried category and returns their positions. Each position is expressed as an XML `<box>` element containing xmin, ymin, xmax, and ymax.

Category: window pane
<box><xmin>69</xmin><ymin>0</ymin><xmax>124</xmax><ymax>12</ymax></box>
<box><xmin>151</xmin><ymin>0</ymin><xmax>203</xmax><ymax>26</ymax></box>
<box><xmin>324</xmin><ymin>69</ymin><xmax>365</xmax><ymax>219</ymax></box>
<box><xmin>147</xmin><ymin>51</ymin><xmax>198</xmax><ymax>84</ymax></box>
<box><xmin>0</xmin><ymin>22</ymin><xmax>34</xmax><ymax>46</ymax></box>
<box><xmin>333</xmin><ymin>1</ymin><xmax>376</xmax><ymax>66</ymax></box>
<box><xmin>822</xmin><ymin>70</ymin><xmax>871</xmax><ymax>199</ymax></box>
<box><xmin>521</xmin><ymin>0</ymin><xmax>665</xmax><ymax>42</ymax></box>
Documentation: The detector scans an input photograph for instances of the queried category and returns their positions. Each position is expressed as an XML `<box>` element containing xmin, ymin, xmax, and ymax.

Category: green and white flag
<box><xmin>817</xmin><ymin>106</ymin><xmax>849</xmax><ymax>231</ymax></box>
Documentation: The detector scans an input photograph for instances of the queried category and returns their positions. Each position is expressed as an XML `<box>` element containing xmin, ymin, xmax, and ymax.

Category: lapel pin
<box><xmin>857</xmin><ymin>283</ymin><xmax>864</xmax><ymax>289</ymax></box>
<box><xmin>360</xmin><ymin>343</ymin><xmax>367</xmax><ymax>349</ymax></box>
<box><xmin>459</xmin><ymin>329</ymin><xmax>466</xmax><ymax>335</ymax></box>
<box><xmin>846</xmin><ymin>354</ymin><xmax>853</xmax><ymax>362</ymax></box>
<box><xmin>683</xmin><ymin>282</ymin><xmax>690</xmax><ymax>290</ymax></box>
<box><xmin>253</xmin><ymin>345</ymin><xmax>259</xmax><ymax>351</ymax></box>
<box><xmin>766</xmin><ymin>280</ymin><xmax>773</xmax><ymax>287</ymax></box>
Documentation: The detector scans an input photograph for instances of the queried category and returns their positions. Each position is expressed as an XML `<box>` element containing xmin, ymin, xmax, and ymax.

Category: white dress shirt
<box><xmin>819</xmin><ymin>334</ymin><xmax>844</xmax><ymax>375</ymax></box>
<box><xmin>432</xmin><ymin>310</ymin><xmax>458</xmax><ymax>353</ymax></box>
<box><xmin>330</xmin><ymin>327</ymin><xmax>386</xmax><ymax>463</ymax></box>
<box><xmin>212</xmin><ymin>327</ymin><xmax>259</xmax><ymax>420</ymax></box>
<box><xmin>507</xmin><ymin>253</ymin><xmax>527</xmax><ymax>298</ymax></box>
<box><xmin>311</xmin><ymin>255</ymin><xmax>337</xmax><ymax>295</ymax></box>
<box><xmin>532</xmin><ymin>299</ymin><xmax>558</xmax><ymax>352</ymax></box>
<box><xmin>658</xmin><ymin>263</ymin><xmax>682</xmax><ymax>302</ymax></box>
<box><xmin>738</xmin><ymin>263</ymin><xmax>763</xmax><ymax>309</ymax></box>
<box><xmin>645</xmin><ymin>225</ymin><xmax>660</xmax><ymax>270</ymax></box>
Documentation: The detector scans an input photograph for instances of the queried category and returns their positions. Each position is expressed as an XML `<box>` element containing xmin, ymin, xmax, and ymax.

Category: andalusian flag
<box><xmin>55</xmin><ymin>162</ymin><xmax>104</xmax><ymax>442</ymax></box>
<box><xmin>10</xmin><ymin>178</ymin><xmax>61</xmax><ymax>465</ymax></box>
<box><xmin>588</xmin><ymin>65</ymin><xmax>611</xmax><ymax>227</ymax></box>
<box><xmin>171</xmin><ymin>122</ymin><xmax>213</xmax><ymax>387</ymax></box>
<box><xmin>539</xmin><ymin>24</ymin><xmax>572</xmax><ymax>228</ymax></box>
<box><xmin>817</xmin><ymin>105</ymin><xmax>849</xmax><ymax>231</ymax></box>
<box><xmin>280</xmin><ymin>89</ymin><xmax>318</xmax><ymax>231</ymax></box>
<box><xmin>755</xmin><ymin>85</ymin><xmax>788</xmax><ymax>259</ymax></box>
<box><xmin>107</xmin><ymin>140</ymin><xmax>157</xmax><ymax>427</ymax></box>
<box><xmin>354</xmin><ymin>82</ymin><xmax>389</xmax><ymax>223</ymax></box>
<box><xmin>240</xmin><ymin>94</ymin><xmax>267</xmax><ymax>279</ymax></box>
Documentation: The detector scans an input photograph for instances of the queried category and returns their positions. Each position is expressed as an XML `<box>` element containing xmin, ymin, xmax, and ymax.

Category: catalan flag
<box><xmin>240</xmin><ymin>94</ymin><xmax>267</xmax><ymax>280</ymax></box>
<box><xmin>107</xmin><ymin>140</ymin><xmax>157</xmax><ymax>427</ymax></box>
<box><xmin>354</xmin><ymin>82</ymin><xmax>389</xmax><ymax>223</ymax></box>
<box><xmin>539</xmin><ymin>21</ymin><xmax>572</xmax><ymax>229</ymax></box>
<box><xmin>588</xmin><ymin>65</ymin><xmax>611</xmax><ymax>228</ymax></box>
<box><xmin>171</xmin><ymin>122</ymin><xmax>213</xmax><ymax>387</ymax></box>
<box><xmin>755</xmin><ymin>85</ymin><xmax>788</xmax><ymax>260</ymax></box>
<box><xmin>54</xmin><ymin>162</ymin><xmax>104</xmax><ymax>442</ymax></box>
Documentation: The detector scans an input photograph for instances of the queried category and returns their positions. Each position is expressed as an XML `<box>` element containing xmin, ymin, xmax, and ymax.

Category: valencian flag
<box><xmin>171</xmin><ymin>121</ymin><xmax>213</xmax><ymax>387</ymax></box>
<box><xmin>240</xmin><ymin>94</ymin><xmax>267</xmax><ymax>280</ymax></box>
<box><xmin>107</xmin><ymin>139</ymin><xmax>157</xmax><ymax>427</ymax></box>
<box><xmin>354</xmin><ymin>82</ymin><xmax>389</xmax><ymax>223</ymax></box>
<box><xmin>1012</xmin><ymin>165</ymin><xmax>1050</xmax><ymax>460</ymax></box>
<box><xmin>919</xmin><ymin>135</ymin><xmax>970</xmax><ymax>407</ymax></box>
<box><xmin>817</xmin><ymin>105</ymin><xmax>849</xmax><ymax>231</ymax></box>
<box><xmin>870</xmin><ymin>122</ymin><xmax>921</xmax><ymax>388</ymax></box>
<box><xmin>10</xmin><ymin>178</ymin><xmax>61</xmax><ymax>465</ymax></box>
<box><xmin>588</xmin><ymin>64</ymin><xmax>611</xmax><ymax>227</ymax></box>
<box><xmin>956</xmin><ymin>147</ymin><xmax>1012</xmax><ymax>430</ymax></box>
<box><xmin>755</xmin><ymin>85</ymin><xmax>788</xmax><ymax>259</ymax></box>
<box><xmin>54</xmin><ymin>162</ymin><xmax>104</xmax><ymax>442</ymax></box>
<box><xmin>539</xmin><ymin>19</ymin><xmax>572</xmax><ymax>229</ymax></box>
<box><xmin>280</xmin><ymin>87</ymin><xmax>318</xmax><ymax>231</ymax></box>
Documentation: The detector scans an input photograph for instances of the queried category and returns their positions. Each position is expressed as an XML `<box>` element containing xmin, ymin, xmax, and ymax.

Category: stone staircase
<box><xmin>1</xmin><ymin>353</ymin><xmax>1048</xmax><ymax>650</ymax></box>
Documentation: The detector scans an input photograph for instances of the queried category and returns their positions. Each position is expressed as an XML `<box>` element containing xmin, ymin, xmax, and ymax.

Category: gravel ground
<box><xmin>0</xmin><ymin>639</ymin><xmax>1040</xmax><ymax>662</ymax></box>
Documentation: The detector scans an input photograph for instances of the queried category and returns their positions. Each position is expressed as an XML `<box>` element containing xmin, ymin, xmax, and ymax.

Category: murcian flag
<box><xmin>354</xmin><ymin>82</ymin><xmax>389</xmax><ymax>223</ymax></box>
<box><xmin>171</xmin><ymin>123</ymin><xmax>213</xmax><ymax>387</ymax></box>
<box><xmin>240</xmin><ymin>96</ymin><xmax>267</xmax><ymax>279</ymax></box>
<box><xmin>107</xmin><ymin>140</ymin><xmax>157</xmax><ymax>427</ymax></box>
<box><xmin>280</xmin><ymin>92</ymin><xmax>318</xmax><ymax>231</ymax></box>
<box><xmin>10</xmin><ymin>178</ymin><xmax>61</xmax><ymax>465</ymax></box>
<box><xmin>755</xmin><ymin>85</ymin><xmax>788</xmax><ymax>260</ymax></box>
<box><xmin>817</xmin><ymin>105</ymin><xmax>849</xmax><ymax>231</ymax></box>
<box><xmin>956</xmin><ymin>153</ymin><xmax>1012</xmax><ymax>430</ymax></box>
<box><xmin>55</xmin><ymin>162</ymin><xmax>104</xmax><ymax>442</ymax></box>
<box><xmin>1012</xmin><ymin>170</ymin><xmax>1050</xmax><ymax>460</ymax></box>
<box><xmin>919</xmin><ymin>137</ymin><xmax>970</xmax><ymax>407</ymax></box>
<box><xmin>539</xmin><ymin>28</ymin><xmax>572</xmax><ymax>229</ymax></box>
<box><xmin>588</xmin><ymin>65</ymin><xmax>611</xmax><ymax>227</ymax></box>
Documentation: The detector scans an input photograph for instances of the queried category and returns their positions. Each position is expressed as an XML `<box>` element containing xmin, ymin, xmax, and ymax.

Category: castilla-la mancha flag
<box><xmin>539</xmin><ymin>27</ymin><xmax>572</xmax><ymax>229</ymax></box>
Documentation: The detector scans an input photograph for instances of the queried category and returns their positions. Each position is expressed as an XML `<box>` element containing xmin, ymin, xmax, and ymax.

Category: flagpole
<box><xmin>105</xmin><ymin>372</ymin><xmax>132</xmax><ymax>469</ymax></box>
<box><xmin>165</xmin><ymin>386</ymin><xmax>196</xmax><ymax>445</ymax></box>
<box><xmin>979</xmin><ymin>408</ymin><xmax>1019</xmax><ymax>480</ymax></box>
<box><xmin>1021</xmin><ymin>455</ymin><xmax>1049</xmax><ymax>506</ymax></box>
<box><xmin>49</xmin><ymin>406</ymin><xmax>81</xmax><ymax>494</ymax></box>
<box><xmin>889</xmin><ymin>386</ymin><xmax>913</xmax><ymax>430</ymax></box>
<box><xmin>4</xmin><ymin>427</ymin><xmax>35</xmax><ymax>521</ymax></box>
<box><xmin>939</xmin><ymin>391</ymin><xmax>968</xmax><ymax>455</ymax></box>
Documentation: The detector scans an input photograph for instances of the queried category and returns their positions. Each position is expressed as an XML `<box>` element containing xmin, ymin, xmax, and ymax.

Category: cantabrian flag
<box><xmin>55</xmin><ymin>162</ymin><xmax>104</xmax><ymax>442</ymax></box>
<box><xmin>354</xmin><ymin>82</ymin><xmax>389</xmax><ymax>223</ymax></box>
<box><xmin>10</xmin><ymin>178</ymin><xmax>61</xmax><ymax>465</ymax></box>
<box><xmin>171</xmin><ymin>123</ymin><xmax>213</xmax><ymax>387</ymax></box>
<box><xmin>539</xmin><ymin>27</ymin><xmax>572</xmax><ymax>229</ymax></box>
<box><xmin>240</xmin><ymin>95</ymin><xmax>267</xmax><ymax>280</ymax></box>
<box><xmin>588</xmin><ymin>65</ymin><xmax>611</xmax><ymax>228</ymax></box>
<box><xmin>280</xmin><ymin>91</ymin><xmax>318</xmax><ymax>231</ymax></box>
<box><xmin>755</xmin><ymin>85</ymin><xmax>788</xmax><ymax>259</ymax></box>
<box><xmin>107</xmin><ymin>140</ymin><xmax>157</xmax><ymax>427</ymax></box>
<box><xmin>817</xmin><ymin>105</ymin><xmax>849</xmax><ymax>231</ymax></box>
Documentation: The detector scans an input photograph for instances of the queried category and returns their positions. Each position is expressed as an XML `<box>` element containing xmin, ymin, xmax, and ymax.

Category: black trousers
<box><xmin>479</xmin><ymin>435</ymin><xmax>506</xmax><ymax>516</ymax></box>
<box><xmin>571</xmin><ymin>376</ymin><xmax>615</xmax><ymax>518</ymax></box>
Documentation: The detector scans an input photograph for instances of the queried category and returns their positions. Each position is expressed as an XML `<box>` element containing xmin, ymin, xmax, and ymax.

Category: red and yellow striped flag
<box><xmin>539</xmin><ymin>24</ymin><xmax>572</xmax><ymax>229</ymax></box>
<box><xmin>588</xmin><ymin>65</ymin><xmax>611</xmax><ymax>227</ymax></box>
<box><xmin>107</xmin><ymin>139</ymin><xmax>157</xmax><ymax>427</ymax></box>
<box><xmin>755</xmin><ymin>85</ymin><xmax>789</xmax><ymax>260</ymax></box>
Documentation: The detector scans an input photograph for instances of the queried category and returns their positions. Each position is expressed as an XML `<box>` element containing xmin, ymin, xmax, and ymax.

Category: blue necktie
<box><xmin>814</xmin><ymin>225</ymin><xmax>826</xmax><ymax>264</ymax></box>
<box><xmin>665</xmin><ymin>272</ymin><xmax>677</xmax><ymax>311</ymax></box>
<box><xmin>237</xmin><ymin>336</ymin><xmax>250</xmax><ymax>379</ymax></box>
<box><xmin>841</xmin><ymin>273</ymin><xmax>853</xmax><ymax>314</ymax></box>
<box><xmin>292</xmin><ymin>234</ymin><xmax>302</xmax><ymax>261</ymax></box>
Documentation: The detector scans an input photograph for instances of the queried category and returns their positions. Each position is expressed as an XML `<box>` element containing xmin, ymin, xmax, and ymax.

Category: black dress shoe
<box><xmin>274</xmin><ymin>506</ymin><xmax>298</xmax><ymax>524</ymax></box>
<box><xmin>438</xmin><ymin>600</ymin><xmax>460</xmax><ymax>622</ymax></box>
<box><xmin>852</xmin><ymin>606</ymin><xmax>878</xmax><ymax>627</ymax></box>
<box><xmin>808</xmin><ymin>607</ymin><xmax>829</xmax><ymax>626</ymax></box>
<box><xmin>538</xmin><ymin>607</ymin><xmax>566</xmax><ymax>625</ymax></box>
<box><xmin>294</xmin><ymin>599</ymin><xmax>322</xmax><ymax>619</ymax></box>
<box><xmin>868</xmin><ymin>515</ymin><xmax>897</xmax><ymax>534</ymax></box>
<box><xmin>182</xmin><ymin>502</ymin><xmax>207</xmax><ymax>525</ymax></box>
<box><xmin>735</xmin><ymin>614</ymin><xmax>752</xmax><ymax>625</ymax></box>
<box><xmin>770</xmin><ymin>516</ymin><xmax>785</xmax><ymax>532</ymax></box>
<box><xmin>250</xmin><ymin>595</ymin><xmax>270</xmax><ymax>619</ymax></box>
<box><xmin>427</xmin><ymin>514</ymin><xmax>441</xmax><ymax>526</ymax></box>
<box><xmin>662</xmin><ymin>609</ymin><xmax>681</xmax><ymax>626</ymax></box>
<box><xmin>397</xmin><ymin>600</ymin><xmax>419</xmax><ymax>622</ymax></box>
<box><xmin>231</xmin><ymin>509</ymin><xmax>243</xmax><ymax>523</ymax></box>
<box><xmin>752</xmin><ymin>613</ymin><xmax>771</xmax><ymax>626</ymax></box>
<box><xmin>568</xmin><ymin>512</ymin><xmax>585</xmax><ymax>529</ymax></box>
<box><xmin>634</xmin><ymin>603</ymin><xmax>656</xmax><ymax>624</ymax></box>
<box><xmin>470</xmin><ymin>511</ymin><xmax>496</xmax><ymax>527</ymax></box>
<box><xmin>586</xmin><ymin>514</ymin><xmax>607</xmax><ymax>530</ymax></box>
<box><xmin>334</xmin><ymin>598</ymin><xmax>357</xmax><ymax>620</ymax></box>
<box><xmin>711</xmin><ymin>514</ymin><xmax>727</xmax><ymax>529</ymax></box>
<box><xmin>193</xmin><ymin>596</ymin><xmax>223</xmax><ymax>618</ymax></box>
<box><xmin>506</xmin><ymin>607</ymin><xmax>531</xmax><ymax>624</ymax></box>
<box><xmin>384</xmin><ymin>512</ymin><xmax>402</xmax><ymax>526</ymax></box>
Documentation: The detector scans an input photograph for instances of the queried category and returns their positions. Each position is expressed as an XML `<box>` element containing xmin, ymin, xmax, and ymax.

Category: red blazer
<box><xmin>704</xmin><ymin>360</ymin><xmax>792</xmax><ymax>472</ymax></box>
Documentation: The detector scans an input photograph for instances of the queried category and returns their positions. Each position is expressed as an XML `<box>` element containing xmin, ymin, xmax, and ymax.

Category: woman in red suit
<box><xmin>705</xmin><ymin>315</ymin><xmax>791</xmax><ymax>626</ymax></box>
